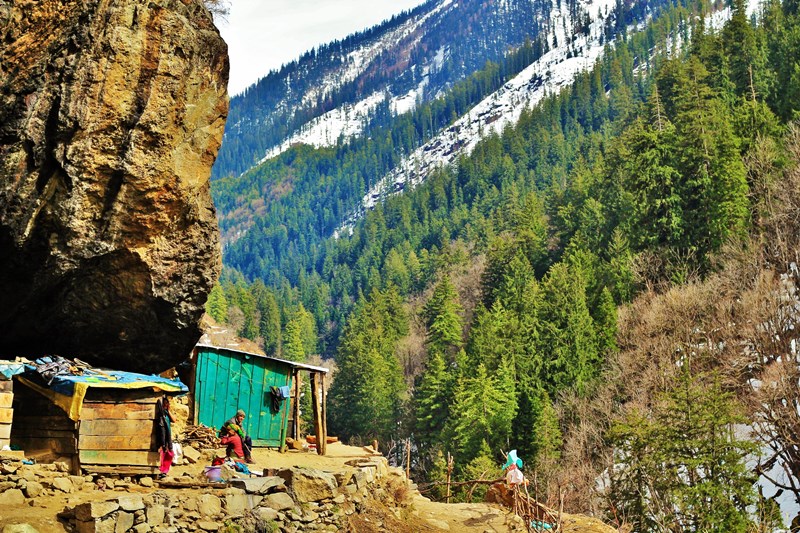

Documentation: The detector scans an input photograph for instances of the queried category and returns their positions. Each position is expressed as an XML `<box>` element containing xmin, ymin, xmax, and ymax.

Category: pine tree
<box><xmin>608</xmin><ymin>370</ymin><xmax>756</xmax><ymax>532</ymax></box>
<box><xmin>446</xmin><ymin>363</ymin><xmax>517</xmax><ymax>465</ymax></box>
<box><xmin>539</xmin><ymin>263</ymin><xmax>599</xmax><ymax>395</ymax></box>
<box><xmin>328</xmin><ymin>289</ymin><xmax>407</xmax><ymax>443</ymax></box>
<box><xmin>206</xmin><ymin>283</ymin><xmax>228</xmax><ymax>323</ymax></box>
<box><xmin>252</xmin><ymin>281</ymin><xmax>281</xmax><ymax>355</ymax></box>
<box><xmin>283</xmin><ymin>317</ymin><xmax>305</xmax><ymax>362</ymax></box>
<box><xmin>423</xmin><ymin>276</ymin><xmax>464</xmax><ymax>357</ymax></box>
<box><xmin>414</xmin><ymin>349</ymin><xmax>450</xmax><ymax>447</ymax></box>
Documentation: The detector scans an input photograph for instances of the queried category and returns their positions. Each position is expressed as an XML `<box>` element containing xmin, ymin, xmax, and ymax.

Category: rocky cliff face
<box><xmin>0</xmin><ymin>0</ymin><xmax>229</xmax><ymax>372</ymax></box>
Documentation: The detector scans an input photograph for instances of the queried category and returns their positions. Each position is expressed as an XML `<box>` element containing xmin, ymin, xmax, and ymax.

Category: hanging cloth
<box><xmin>270</xmin><ymin>386</ymin><xmax>283</xmax><ymax>413</ymax></box>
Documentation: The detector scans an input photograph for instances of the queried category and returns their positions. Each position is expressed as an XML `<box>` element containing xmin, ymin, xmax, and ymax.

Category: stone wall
<box><xmin>0</xmin><ymin>455</ymin><xmax>414</xmax><ymax>533</ymax></box>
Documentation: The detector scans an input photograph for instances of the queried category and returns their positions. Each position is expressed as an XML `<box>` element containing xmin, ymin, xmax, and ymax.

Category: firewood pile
<box><xmin>179</xmin><ymin>424</ymin><xmax>219</xmax><ymax>449</ymax></box>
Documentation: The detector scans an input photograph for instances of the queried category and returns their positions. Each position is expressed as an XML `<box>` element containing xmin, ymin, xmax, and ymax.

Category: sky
<box><xmin>217</xmin><ymin>0</ymin><xmax>428</xmax><ymax>96</ymax></box>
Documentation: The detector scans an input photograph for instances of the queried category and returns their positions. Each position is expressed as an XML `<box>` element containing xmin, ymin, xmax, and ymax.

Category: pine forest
<box><xmin>206</xmin><ymin>0</ymin><xmax>800</xmax><ymax>528</ymax></box>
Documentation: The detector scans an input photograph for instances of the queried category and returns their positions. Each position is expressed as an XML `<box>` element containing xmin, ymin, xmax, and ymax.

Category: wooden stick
<box><xmin>405</xmin><ymin>438</ymin><xmax>411</xmax><ymax>479</ymax></box>
<box><xmin>445</xmin><ymin>452</ymin><xmax>453</xmax><ymax>504</ymax></box>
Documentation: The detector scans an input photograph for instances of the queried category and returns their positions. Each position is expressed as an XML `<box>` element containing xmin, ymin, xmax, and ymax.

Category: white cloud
<box><xmin>218</xmin><ymin>0</ymin><xmax>428</xmax><ymax>96</ymax></box>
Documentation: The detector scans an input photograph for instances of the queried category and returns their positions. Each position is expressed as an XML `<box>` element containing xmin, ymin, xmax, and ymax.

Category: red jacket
<box><xmin>220</xmin><ymin>433</ymin><xmax>244</xmax><ymax>458</ymax></box>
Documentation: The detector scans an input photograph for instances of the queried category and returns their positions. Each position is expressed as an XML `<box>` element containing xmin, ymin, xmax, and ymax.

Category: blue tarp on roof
<box><xmin>0</xmin><ymin>362</ymin><xmax>25</xmax><ymax>380</ymax></box>
<box><xmin>18</xmin><ymin>356</ymin><xmax>188</xmax><ymax>421</ymax></box>
<box><xmin>24</xmin><ymin>366</ymin><xmax>189</xmax><ymax>397</ymax></box>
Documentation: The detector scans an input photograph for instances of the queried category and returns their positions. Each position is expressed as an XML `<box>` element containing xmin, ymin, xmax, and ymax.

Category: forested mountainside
<box><xmin>207</xmin><ymin>0</ymin><xmax>800</xmax><ymax>527</ymax></box>
<box><xmin>213</xmin><ymin>0</ymin><xmax>598</xmax><ymax>180</ymax></box>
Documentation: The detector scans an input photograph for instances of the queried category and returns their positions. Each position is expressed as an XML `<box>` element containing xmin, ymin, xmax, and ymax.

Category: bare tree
<box><xmin>203</xmin><ymin>0</ymin><xmax>231</xmax><ymax>23</ymax></box>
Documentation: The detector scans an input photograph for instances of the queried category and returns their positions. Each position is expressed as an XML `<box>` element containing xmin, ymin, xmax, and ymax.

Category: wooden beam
<box><xmin>81</xmin><ymin>403</ymin><xmax>154</xmax><ymax>420</ymax></box>
<box><xmin>157</xmin><ymin>480</ymin><xmax>228</xmax><ymax>489</ymax></box>
<box><xmin>0</xmin><ymin>424</ymin><xmax>10</xmax><ymax>439</ymax></box>
<box><xmin>12</xmin><ymin>436</ymin><xmax>76</xmax><ymax>454</ymax></box>
<box><xmin>0</xmin><ymin>393</ymin><xmax>13</xmax><ymax>408</ymax></box>
<box><xmin>79</xmin><ymin>419</ymin><xmax>153</xmax><ymax>437</ymax></box>
<box><xmin>78</xmin><ymin>435</ymin><xmax>153</xmax><ymax>450</ymax></box>
<box><xmin>320</xmin><ymin>373</ymin><xmax>327</xmax><ymax>456</ymax></box>
<box><xmin>311</xmin><ymin>372</ymin><xmax>325</xmax><ymax>456</ymax></box>
<box><xmin>0</xmin><ymin>381</ymin><xmax>12</xmax><ymax>392</ymax></box>
<box><xmin>293</xmin><ymin>371</ymin><xmax>301</xmax><ymax>440</ymax></box>
<box><xmin>82</xmin><ymin>465</ymin><xmax>160</xmax><ymax>476</ymax></box>
<box><xmin>12</xmin><ymin>416</ymin><xmax>75</xmax><ymax>431</ymax></box>
<box><xmin>11</xmin><ymin>428</ymin><xmax>75</xmax><ymax>439</ymax></box>
<box><xmin>0</xmin><ymin>408</ymin><xmax>12</xmax><ymax>424</ymax></box>
<box><xmin>79</xmin><ymin>450</ymin><xmax>159</xmax><ymax>466</ymax></box>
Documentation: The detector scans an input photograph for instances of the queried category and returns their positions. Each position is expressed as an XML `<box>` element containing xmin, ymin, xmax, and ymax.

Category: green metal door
<box><xmin>195</xmin><ymin>348</ymin><xmax>292</xmax><ymax>447</ymax></box>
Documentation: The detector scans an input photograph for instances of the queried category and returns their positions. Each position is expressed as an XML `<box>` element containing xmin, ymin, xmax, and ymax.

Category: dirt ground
<box><xmin>0</xmin><ymin>443</ymin><xmax>616</xmax><ymax>532</ymax></box>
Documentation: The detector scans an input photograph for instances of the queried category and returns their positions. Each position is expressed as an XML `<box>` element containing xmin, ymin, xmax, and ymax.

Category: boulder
<box><xmin>0</xmin><ymin>0</ymin><xmax>229</xmax><ymax>371</ymax></box>
<box><xmin>75</xmin><ymin>501</ymin><xmax>120</xmax><ymax>521</ymax></box>
<box><xmin>51</xmin><ymin>477</ymin><xmax>73</xmax><ymax>493</ymax></box>
<box><xmin>115</xmin><ymin>512</ymin><xmax>134</xmax><ymax>533</ymax></box>
<box><xmin>223</xmin><ymin>488</ymin><xmax>261</xmax><ymax>514</ymax></box>
<box><xmin>2</xmin><ymin>525</ymin><xmax>40</xmax><ymax>533</ymax></box>
<box><xmin>261</xmin><ymin>492</ymin><xmax>295</xmax><ymax>511</ymax></box>
<box><xmin>0</xmin><ymin>489</ymin><xmax>25</xmax><ymax>507</ymax></box>
<box><xmin>181</xmin><ymin>446</ymin><xmax>201</xmax><ymax>464</ymax></box>
<box><xmin>229</xmin><ymin>476</ymin><xmax>285</xmax><ymax>495</ymax></box>
<box><xmin>22</xmin><ymin>481</ymin><xmax>42</xmax><ymax>498</ymax></box>
<box><xmin>118</xmin><ymin>495</ymin><xmax>144</xmax><ymax>512</ymax></box>
<box><xmin>278</xmin><ymin>467</ymin><xmax>337</xmax><ymax>502</ymax></box>
<box><xmin>145</xmin><ymin>504</ymin><xmax>165</xmax><ymax>526</ymax></box>
<box><xmin>196</xmin><ymin>494</ymin><xmax>221</xmax><ymax>517</ymax></box>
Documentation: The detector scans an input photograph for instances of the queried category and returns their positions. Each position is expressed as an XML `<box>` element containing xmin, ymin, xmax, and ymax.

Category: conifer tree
<box><xmin>283</xmin><ymin>317</ymin><xmax>305</xmax><ymax>362</ymax></box>
<box><xmin>423</xmin><ymin>275</ymin><xmax>464</xmax><ymax>357</ymax></box>
<box><xmin>608</xmin><ymin>370</ymin><xmax>756</xmax><ymax>532</ymax></box>
<box><xmin>206</xmin><ymin>283</ymin><xmax>228</xmax><ymax>323</ymax></box>
<box><xmin>252</xmin><ymin>281</ymin><xmax>281</xmax><ymax>355</ymax></box>
<box><xmin>414</xmin><ymin>349</ymin><xmax>450</xmax><ymax>447</ymax></box>
<box><xmin>539</xmin><ymin>263</ymin><xmax>599</xmax><ymax>395</ymax></box>
<box><xmin>446</xmin><ymin>363</ymin><xmax>517</xmax><ymax>465</ymax></box>
<box><xmin>328</xmin><ymin>288</ymin><xmax>407</xmax><ymax>443</ymax></box>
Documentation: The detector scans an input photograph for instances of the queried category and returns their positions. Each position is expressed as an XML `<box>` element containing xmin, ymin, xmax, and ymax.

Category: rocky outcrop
<box><xmin>0</xmin><ymin>0</ymin><xmax>228</xmax><ymax>371</ymax></box>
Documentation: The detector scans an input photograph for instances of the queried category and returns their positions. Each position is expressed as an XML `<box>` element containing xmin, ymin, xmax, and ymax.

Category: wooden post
<box><xmin>446</xmin><ymin>452</ymin><xmax>453</xmax><ymax>504</ymax></box>
<box><xmin>405</xmin><ymin>438</ymin><xmax>411</xmax><ymax>479</ymax></box>
<box><xmin>311</xmin><ymin>372</ymin><xmax>325</xmax><ymax>455</ymax></box>
<box><xmin>292</xmin><ymin>370</ymin><xmax>301</xmax><ymax>440</ymax></box>
<box><xmin>320</xmin><ymin>373</ymin><xmax>327</xmax><ymax>455</ymax></box>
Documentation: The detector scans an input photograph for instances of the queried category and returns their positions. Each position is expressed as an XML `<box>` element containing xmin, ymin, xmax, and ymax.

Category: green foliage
<box><xmin>414</xmin><ymin>349</ymin><xmax>450</xmax><ymax>447</ymax></box>
<box><xmin>206</xmin><ymin>283</ymin><xmax>228</xmax><ymax>323</ymax></box>
<box><xmin>461</xmin><ymin>440</ymin><xmax>503</xmax><ymax>502</ymax></box>
<box><xmin>607</xmin><ymin>370</ymin><xmax>756</xmax><ymax>532</ymax></box>
<box><xmin>202</xmin><ymin>4</ymin><xmax>800</xmax><ymax>524</ymax></box>
<box><xmin>423</xmin><ymin>276</ymin><xmax>464</xmax><ymax>356</ymax></box>
<box><xmin>445</xmin><ymin>361</ymin><xmax>517</xmax><ymax>467</ymax></box>
<box><xmin>327</xmin><ymin>288</ymin><xmax>407</xmax><ymax>442</ymax></box>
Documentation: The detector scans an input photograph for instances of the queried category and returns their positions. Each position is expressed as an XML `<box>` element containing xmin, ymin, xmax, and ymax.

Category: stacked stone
<box><xmin>0</xmin><ymin>460</ymin><xmax>93</xmax><ymax>505</ymax></box>
<box><xmin>0</xmin><ymin>456</ymin><xmax>418</xmax><ymax>533</ymax></box>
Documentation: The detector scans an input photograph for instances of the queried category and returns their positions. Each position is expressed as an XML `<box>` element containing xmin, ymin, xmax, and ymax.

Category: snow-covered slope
<box><xmin>333</xmin><ymin>0</ymin><xmax>739</xmax><ymax>236</ymax></box>
<box><xmin>334</xmin><ymin>0</ymin><xmax>616</xmax><ymax>235</ymax></box>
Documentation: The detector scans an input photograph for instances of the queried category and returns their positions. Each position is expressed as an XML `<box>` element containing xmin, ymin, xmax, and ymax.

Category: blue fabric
<box><xmin>279</xmin><ymin>385</ymin><xmax>291</xmax><ymax>399</ymax></box>
<box><xmin>24</xmin><ymin>358</ymin><xmax>188</xmax><ymax>396</ymax></box>
<box><xmin>0</xmin><ymin>363</ymin><xmax>25</xmax><ymax>380</ymax></box>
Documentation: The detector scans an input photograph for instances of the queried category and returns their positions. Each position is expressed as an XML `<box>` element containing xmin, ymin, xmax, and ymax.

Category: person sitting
<box><xmin>221</xmin><ymin>409</ymin><xmax>254</xmax><ymax>463</ymax></box>
<box><xmin>220</xmin><ymin>425</ymin><xmax>245</xmax><ymax>461</ymax></box>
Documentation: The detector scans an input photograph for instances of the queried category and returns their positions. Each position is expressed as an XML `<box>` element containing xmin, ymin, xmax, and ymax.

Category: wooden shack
<box><xmin>186</xmin><ymin>344</ymin><xmax>330</xmax><ymax>454</ymax></box>
<box><xmin>10</xmin><ymin>364</ymin><xmax>187</xmax><ymax>474</ymax></box>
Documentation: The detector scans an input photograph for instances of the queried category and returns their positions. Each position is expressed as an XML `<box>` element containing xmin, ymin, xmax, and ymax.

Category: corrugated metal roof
<box><xmin>195</xmin><ymin>343</ymin><xmax>330</xmax><ymax>374</ymax></box>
